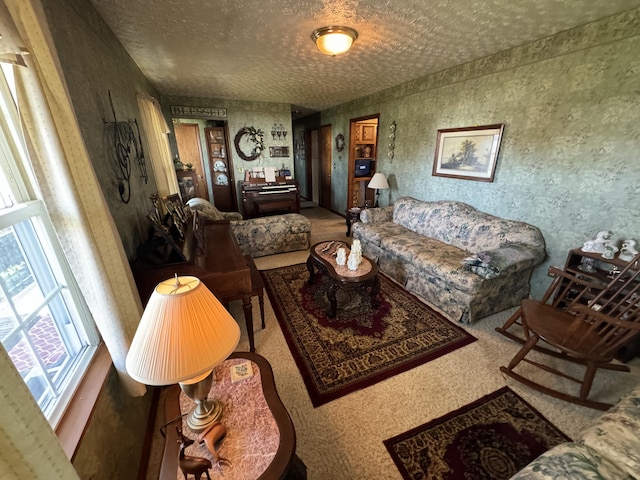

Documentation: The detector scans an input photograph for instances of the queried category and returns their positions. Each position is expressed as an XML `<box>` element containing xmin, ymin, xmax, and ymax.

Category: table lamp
<box><xmin>367</xmin><ymin>172</ymin><xmax>390</xmax><ymax>207</ymax></box>
<box><xmin>126</xmin><ymin>275</ymin><xmax>240</xmax><ymax>432</ymax></box>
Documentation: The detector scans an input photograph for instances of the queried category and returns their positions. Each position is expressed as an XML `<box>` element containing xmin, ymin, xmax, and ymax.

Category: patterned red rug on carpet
<box><xmin>384</xmin><ymin>387</ymin><xmax>570</xmax><ymax>479</ymax></box>
<box><xmin>260</xmin><ymin>263</ymin><xmax>477</xmax><ymax>407</ymax></box>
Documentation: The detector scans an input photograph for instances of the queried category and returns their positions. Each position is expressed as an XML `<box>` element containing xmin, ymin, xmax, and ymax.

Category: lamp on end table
<box><xmin>126</xmin><ymin>275</ymin><xmax>240</xmax><ymax>432</ymax></box>
<box><xmin>367</xmin><ymin>172</ymin><xmax>390</xmax><ymax>207</ymax></box>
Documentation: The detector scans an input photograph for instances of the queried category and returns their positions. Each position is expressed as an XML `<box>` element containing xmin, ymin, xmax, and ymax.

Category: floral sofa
<box><xmin>351</xmin><ymin>197</ymin><xmax>546</xmax><ymax>323</ymax></box>
<box><xmin>186</xmin><ymin>197</ymin><xmax>311</xmax><ymax>257</ymax></box>
<box><xmin>511</xmin><ymin>384</ymin><xmax>640</xmax><ymax>479</ymax></box>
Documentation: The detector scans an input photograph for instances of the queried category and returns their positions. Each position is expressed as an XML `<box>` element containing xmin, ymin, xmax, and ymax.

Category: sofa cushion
<box><xmin>391</xmin><ymin>197</ymin><xmax>544</xmax><ymax>254</ymax></box>
<box><xmin>578</xmin><ymin>386</ymin><xmax>640</xmax><ymax>479</ymax></box>
<box><xmin>392</xmin><ymin>198</ymin><xmax>478</xmax><ymax>249</ymax></box>
<box><xmin>352</xmin><ymin>221</ymin><xmax>412</xmax><ymax>248</ymax></box>
<box><xmin>379</xmin><ymin>233</ymin><xmax>483</xmax><ymax>295</ymax></box>
<box><xmin>509</xmin><ymin>442</ymin><xmax>630</xmax><ymax>480</ymax></box>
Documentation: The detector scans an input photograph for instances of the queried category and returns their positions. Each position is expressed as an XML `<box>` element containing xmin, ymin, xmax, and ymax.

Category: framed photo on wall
<box><xmin>432</xmin><ymin>124</ymin><xmax>504</xmax><ymax>182</ymax></box>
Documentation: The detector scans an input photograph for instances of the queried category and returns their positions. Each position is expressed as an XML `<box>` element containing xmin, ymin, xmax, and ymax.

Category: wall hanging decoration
<box><xmin>432</xmin><ymin>124</ymin><xmax>504</xmax><ymax>182</ymax></box>
<box><xmin>270</xmin><ymin>124</ymin><xmax>288</xmax><ymax>143</ymax></box>
<box><xmin>388</xmin><ymin>121</ymin><xmax>396</xmax><ymax>161</ymax></box>
<box><xmin>105</xmin><ymin>91</ymin><xmax>148</xmax><ymax>203</ymax></box>
<box><xmin>335</xmin><ymin>133</ymin><xmax>345</xmax><ymax>152</ymax></box>
<box><xmin>269</xmin><ymin>146</ymin><xmax>289</xmax><ymax>158</ymax></box>
<box><xmin>234</xmin><ymin>126</ymin><xmax>265</xmax><ymax>161</ymax></box>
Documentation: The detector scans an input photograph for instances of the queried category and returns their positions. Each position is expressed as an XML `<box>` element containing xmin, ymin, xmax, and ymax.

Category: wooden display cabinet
<box><xmin>204</xmin><ymin>126</ymin><xmax>236</xmax><ymax>212</ymax></box>
<box><xmin>348</xmin><ymin>115</ymin><xmax>379</xmax><ymax>208</ymax></box>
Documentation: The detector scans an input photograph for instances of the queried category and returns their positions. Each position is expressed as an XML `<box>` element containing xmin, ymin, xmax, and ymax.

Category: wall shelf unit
<box><xmin>348</xmin><ymin>114</ymin><xmax>379</xmax><ymax>208</ymax></box>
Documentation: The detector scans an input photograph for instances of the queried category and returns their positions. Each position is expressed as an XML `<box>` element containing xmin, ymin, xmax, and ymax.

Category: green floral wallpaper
<box><xmin>321</xmin><ymin>8</ymin><xmax>640</xmax><ymax>300</ymax></box>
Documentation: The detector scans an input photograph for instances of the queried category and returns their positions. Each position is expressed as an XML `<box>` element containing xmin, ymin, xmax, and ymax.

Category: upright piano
<box><xmin>241</xmin><ymin>178</ymin><xmax>300</xmax><ymax>218</ymax></box>
<box><xmin>133</xmin><ymin>214</ymin><xmax>258</xmax><ymax>352</ymax></box>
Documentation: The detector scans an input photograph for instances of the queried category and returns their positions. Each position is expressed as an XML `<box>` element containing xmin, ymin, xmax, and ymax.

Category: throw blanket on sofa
<box><xmin>352</xmin><ymin>197</ymin><xmax>545</xmax><ymax>323</ymax></box>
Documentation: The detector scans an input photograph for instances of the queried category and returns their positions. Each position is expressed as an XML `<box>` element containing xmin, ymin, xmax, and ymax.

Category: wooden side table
<box><xmin>159</xmin><ymin>352</ymin><xmax>306</xmax><ymax>480</ymax></box>
<box><xmin>345</xmin><ymin>207</ymin><xmax>363</xmax><ymax>237</ymax></box>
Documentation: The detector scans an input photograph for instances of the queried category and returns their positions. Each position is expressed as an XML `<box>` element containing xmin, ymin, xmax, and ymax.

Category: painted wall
<box><xmin>40</xmin><ymin>0</ymin><xmax>161</xmax><ymax>261</ymax></box>
<box><xmin>39</xmin><ymin>0</ymin><xmax>156</xmax><ymax>477</ymax></box>
<box><xmin>320</xmin><ymin>9</ymin><xmax>640</xmax><ymax>300</ymax></box>
<box><xmin>161</xmin><ymin>96</ymin><xmax>294</xmax><ymax>213</ymax></box>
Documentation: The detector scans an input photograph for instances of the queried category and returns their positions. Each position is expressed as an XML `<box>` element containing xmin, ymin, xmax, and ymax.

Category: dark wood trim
<box><xmin>137</xmin><ymin>386</ymin><xmax>162</xmax><ymax>480</ymax></box>
<box><xmin>56</xmin><ymin>342</ymin><xmax>112</xmax><ymax>460</ymax></box>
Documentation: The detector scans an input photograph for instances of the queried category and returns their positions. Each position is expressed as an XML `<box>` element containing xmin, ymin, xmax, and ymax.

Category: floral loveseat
<box><xmin>511</xmin><ymin>384</ymin><xmax>640</xmax><ymax>479</ymax></box>
<box><xmin>186</xmin><ymin>198</ymin><xmax>311</xmax><ymax>257</ymax></box>
<box><xmin>351</xmin><ymin>197</ymin><xmax>546</xmax><ymax>323</ymax></box>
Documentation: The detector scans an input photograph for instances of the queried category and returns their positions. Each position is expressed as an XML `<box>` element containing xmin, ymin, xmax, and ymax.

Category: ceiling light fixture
<box><xmin>311</xmin><ymin>26</ymin><xmax>358</xmax><ymax>56</ymax></box>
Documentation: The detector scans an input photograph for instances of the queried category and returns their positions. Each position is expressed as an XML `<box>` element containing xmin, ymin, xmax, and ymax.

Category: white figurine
<box><xmin>582</xmin><ymin>230</ymin><xmax>612</xmax><ymax>253</ymax></box>
<box><xmin>619</xmin><ymin>240</ymin><xmax>639</xmax><ymax>262</ymax></box>
<box><xmin>336</xmin><ymin>247</ymin><xmax>347</xmax><ymax>266</ymax></box>
<box><xmin>347</xmin><ymin>252</ymin><xmax>360</xmax><ymax>271</ymax></box>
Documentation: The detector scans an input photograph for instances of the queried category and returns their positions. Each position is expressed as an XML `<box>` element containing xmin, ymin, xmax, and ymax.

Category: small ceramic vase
<box><xmin>336</xmin><ymin>247</ymin><xmax>347</xmax><ymax>266</ymax></box>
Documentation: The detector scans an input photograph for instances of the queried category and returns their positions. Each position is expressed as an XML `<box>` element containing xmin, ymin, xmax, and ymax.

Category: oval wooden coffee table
<box><xmin>306</xmin><ymin>240</ymin><xmax>381</xmax><ymax>318</ymax></box>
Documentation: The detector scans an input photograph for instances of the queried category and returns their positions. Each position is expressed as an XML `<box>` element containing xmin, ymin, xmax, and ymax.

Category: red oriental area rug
<box><xmin>260</xmin><ymin>263</ymin><xmax>476</xmax><ymax>407</ymax></box>
<box><xmin>384</xmin><ymin>387</ymin><xmax>570</xmax><ymax>479</ymax></box>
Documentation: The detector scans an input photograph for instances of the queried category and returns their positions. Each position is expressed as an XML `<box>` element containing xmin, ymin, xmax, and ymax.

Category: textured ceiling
<box><xmin>89</xmin><ymin>0</ymin><xmax>640</xmax><ymax>112</ymax></box>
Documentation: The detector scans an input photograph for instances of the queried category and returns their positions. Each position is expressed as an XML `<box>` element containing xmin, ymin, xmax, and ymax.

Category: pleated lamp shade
<box><xmin>126</xmin><ymin>276</ymin><xmax>240</xmax><ymax>386</ymax></box>
<box><xmin>367</xmin><ymin>172</ymin><xmax>389</xmax><ymax>190</ymax></box>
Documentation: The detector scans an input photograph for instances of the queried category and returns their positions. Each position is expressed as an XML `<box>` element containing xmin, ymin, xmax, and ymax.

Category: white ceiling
<box><xmin>89</xmin><ymin>0</ymin><xmax>640</xmax><ymax>112</ymax></box>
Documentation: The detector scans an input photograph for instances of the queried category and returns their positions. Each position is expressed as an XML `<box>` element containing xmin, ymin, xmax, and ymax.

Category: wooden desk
<box><xmin>133</xmin><ymin>221</ymin><xmax>259</xmax><ymax>352</ymax></box>
<box><xmin>159</xmin><ymin>352</ymin><xmax>306</xmax><ymax>480</ymax></box>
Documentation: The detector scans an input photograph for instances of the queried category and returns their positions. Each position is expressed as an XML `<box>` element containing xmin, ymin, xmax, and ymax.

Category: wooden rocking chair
<box><xmin>499</xmin><ymin>254</ymin><xmax>640</xmax><ymax>410</ymax></box>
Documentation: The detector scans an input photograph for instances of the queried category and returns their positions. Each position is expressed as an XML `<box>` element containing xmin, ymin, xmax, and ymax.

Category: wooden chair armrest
<box><xmin>547</xmin><ymin>266</ymin><xmax>606</xmax><ymax>289</ymax></box>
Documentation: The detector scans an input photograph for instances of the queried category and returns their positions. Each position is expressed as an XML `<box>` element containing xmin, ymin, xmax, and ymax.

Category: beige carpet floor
<box><xmin>145</xmin><ymin>207</ymin><xmax>640</xmax><ymax>480</ymax></box>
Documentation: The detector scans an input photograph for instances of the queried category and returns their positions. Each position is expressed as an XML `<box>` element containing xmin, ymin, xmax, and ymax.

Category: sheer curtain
<box><xmin>137</xmin><ymin>93</ymin><xmax>179</xmax><ymax>197</ymax></box>
<box><xmin>3</xmin><ymin>0</ymin><xmax>145</xmax><ymax>395</ymax></box>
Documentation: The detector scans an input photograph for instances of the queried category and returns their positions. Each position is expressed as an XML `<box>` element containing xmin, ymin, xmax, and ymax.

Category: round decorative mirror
<box><xmin>234</xmin><ymin>127</ymin><xmax>264</xmax><ymax>161</ymax></box>
<box><xmin>335</xmin><ymin>133</ymin><xmax>345</xmax><ymax>152</ymax></box>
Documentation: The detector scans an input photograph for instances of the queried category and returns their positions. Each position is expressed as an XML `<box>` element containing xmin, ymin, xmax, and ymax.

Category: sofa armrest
<box><xmin>221</xmin><ymin>211</ymin><xmax>243</xmax><ymax>221</ymax></box>
<box><xmin>463</xmin><ymin>243</ymin><xmax>545</xmax><ymax>279</ymax></box>
<box><xmin>360</xmin><ymin>206</ymin><xmax>393</xmax><ymax>223</ymax></box>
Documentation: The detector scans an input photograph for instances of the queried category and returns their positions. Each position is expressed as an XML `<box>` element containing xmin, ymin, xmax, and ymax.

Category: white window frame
<box><xmin>0</xmin><ymin>66</ymin><xmax>100</xmax><ymax>428</ymax></box>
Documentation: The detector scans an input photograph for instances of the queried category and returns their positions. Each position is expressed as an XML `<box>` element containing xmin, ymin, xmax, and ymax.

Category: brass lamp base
<box><xmin>179</xmin><ymin>370</ymin><xmax>223</xmax><ymax>433</ymax></box>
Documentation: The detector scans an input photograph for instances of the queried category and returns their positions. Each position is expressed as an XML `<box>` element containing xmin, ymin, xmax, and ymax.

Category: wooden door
<box><xmin>319</xmin><ymin>124</ymin><xmax>332</xmax><ymax>210</ymax></box>
<box><xmin>174</xmin><ymin>123</ymin><xmax>208</xmax><ymax>200</ymax></box>
<box><xmin>205</xmin><ymin>126</ymin><xmax>237</xmax><ymax>212</ymax></box>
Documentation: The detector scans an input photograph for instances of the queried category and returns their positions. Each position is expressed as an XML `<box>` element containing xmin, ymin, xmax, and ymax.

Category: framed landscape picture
<box><xmin>432</xmin><ymin>124</ymin><xmax>504</xmax><ymax>182</ymax></box>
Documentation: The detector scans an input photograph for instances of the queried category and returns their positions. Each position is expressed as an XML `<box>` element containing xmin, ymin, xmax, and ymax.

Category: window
<box><xmin>0</xmin><ymin>66</ymin><xmax>99</xmax><ymax>427</ymax></box>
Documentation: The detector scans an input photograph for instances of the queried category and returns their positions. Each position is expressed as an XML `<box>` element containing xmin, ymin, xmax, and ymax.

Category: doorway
<box><xmin>174</xmin><ymin>123</ymin><xmax>208</xmax><ymax>200</ymax></box>
<box><xmin>319</xmin><ymin>124</ymin><xmax>332</xmax><ymax>210</ymax></box>
<box><xmin>307</xmin><ymin>129</ymin><xmax>320</xmax><ymax>204</ymax></box>
<box><xmin>348</xmin><ymin>114</ymin><xmax>379</xmax><ymax>208</ymax></box>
